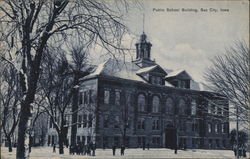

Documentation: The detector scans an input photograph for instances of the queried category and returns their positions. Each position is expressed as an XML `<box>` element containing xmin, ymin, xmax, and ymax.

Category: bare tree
<box><xmin>0</xmin><ymin>0</ymin><xmax>138</xmax><ymax>158</ymax></box>
<box><xmin>204</xmin><ymin>40</ymin><xmax>249</xmax><ymax>128</ymax></box>
<box><xmin>0</xmin><ymin>63</ymin><xmax>21</xmax><ymax>152</ymax></box>
<box><xmin>68</xmin><ymin>44</ymin><xmax>93</xmax><ymax>147</ymax></box>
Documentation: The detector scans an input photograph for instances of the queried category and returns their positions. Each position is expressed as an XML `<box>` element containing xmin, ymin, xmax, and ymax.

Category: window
<box><xmin>103</xmin><ymin>115</ymin><xmax>108</xmax><ymax>128</ymax></box>
<box><xmin>89</xmin><ymin>90</ymin><xmax>93</xmax><ymax>104</ymax></box>
<box><xmin>115</xmin><ymin>91</ymin><xmax>120</xmax><ymax>105</ymax></box>
<box><xmin>138</xmin><ymin>94</ymin><xmax>146</xmax><ymax>112</ymax></box>
<box><xmin>192</xmin><ymin>120</ymin><xmax>198</xmax><ymax>132</ymax></box>
<box><xmin>166</xmin><ymin>98</ymin><xmax>173</xmax><ymax>114</ymax></box>
<box><xmin>104</xmin><ymin>90</ymin><xmax>110</xmax><ymax>104</ymax></box>
<box><xmin>216</xmin><ymin>139</ymin><xmax>220</xmax><ymax>148</ymax></box>
<box><xmin>214</xmin><ymin>106</ymin><xmax>218</xmax><ymax>114</ymax></box>
<box><xmin>83</xmin><ymin>114</ymin><xmax>87</xmax><ymax>127</ymax></box>
<box><xmin>152</xmin><ymin>137</ymin><xmax>160</xmax><ymax>145</ymax></box>
<box><xmin>178</xmin><ymin>99</ymin><xmax>186</xmax><ymax>115</ymax></box>
<box><xmin>208</xmin><ymin>103</ymin><xmax>212</xmax><ymax>114</ymax></box>
<box><xmin>208</xmin><ymin>123</ymin><xmax>212</xmax><ymax>133</ymax></box>
<box><xmin>114</xmin><ymin>136</ymin><xmax>120</xmax><ymax>146</ymax></box>
<box><xmin>191</xmin><ymin>100</ymin><xmax>197</xmax><ymax>115</ymax></box>
<box><xmin>114</xmin><ymin>116</ymin><xmax>119</xmax><ymax>128</ymax></box>
<box><xmin>152</xmin><ymin>119</ymin><xmax>160</xmax><ymax>130</ymax></box>
<box><xmin>215</xmin><ymin>124</ymin><xmax>218</xmax><ymax>133</ymax></box>
<box><xmin>78</xmin><ymin>115</ymin><xmax>82</xmax><ymax>128</ymax></box>
<box><xmin>79</xmin><ymin>92</ymin><xmax>83</xmax><ymax>104</ymax></box>
<box><xmin>179</xmin><ymin>121</ymin><xmax>186</xmax><ymax>132</ymax></box>
<box><xmin>152</xmin><ymin>96</ymin><xmax>160</xmax><ymax>113</ymax></box>
<box><xmin>126</xmin><ymin>92</ymin><xmax>132</xmax><ymax>106</ymax></box>
<box><xmin>137</xmin><ymin>118</ymin><xmax>145</xmax><ymax>130</ymax></box>
<box><xmin>88</xmin><ymin>114</ymin><xmax>92</xmax><ymax>128</ymax></box>
<box><xmin>77</xmin><ymin>136</ymin><xmax>81</xmax><ymax>143</ymax></box>
<box><xmin>49</xmin><ymin>118</ymin><xmax>53</xmax><ymax>128</ymax></box>
<box><xmin>84</xmin><ymin>91</ymin><xmax>88</xmax><ymax>104</ymax></box>
<box><xmin>138</xmin><ymin>137</ymin><xmax>145</xmax><ymax>146</ymax></box>
<box><xmin>82</xmin><ymin>136</ymin><xmax>86</xmax><ymax>145</ymax></box>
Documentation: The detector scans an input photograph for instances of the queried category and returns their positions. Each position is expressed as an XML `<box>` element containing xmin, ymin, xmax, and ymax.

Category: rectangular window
<box><xmin>152</xmin><ymin>120</ymin><xmax>160</xmax><ymax>130</ymax></box>
<box><xmin>114</xmin><ymin>136</ymin><xmax>120</xmax><ymax>146</ymax></box>
<box><xmin>88</xmin><ymin>114</ymin><xmax>93</xmax><ymax>128</ymax></box>
<box><xmin>84</xmin><ymin>91</ymin><xmax>88</xmax><ymax>104</ymax></box>
<box><xmin>103</xmin><ymin>115</ymin><xmax>108</xmax><ymax>128</ymax></box>
<box><xmin>114</xmin><ymin>116</ymin><xmax>119</xmax><ymax>128</ymax></box>
<box><xmin>82</xmin><ymin>136</ymin><xmax>86</xmax><ymax>145</ymax></box>
<box><xmin>104</xmin><ymin>90</ymin><xmax>110</xmax><ymax>104</ymax></box>
<box><xmin>115</xmin><ymin>91</ymin><xmax>121</xmax><ymax>105</ymax></box>
<box><xmin>214</xmin><ymin>106</ymin><xmax>218</xmax><ymax>114</ymax></box>
<box><xmin>49</xmin><ymin>118</ymin><xmax>53</xmax><ymax>128</ymax></box>
<box><xmin>78</xmin><ymin>115</ymin><xmax>82</xmax><ymax>128</ymax></box>
<box><xmin>77</xmin><ymin>136</ymin><xmax>80</xmax><ymax>143</ymax></box>
<box><xmin>137</xmin><ymin>118</ymin><xmax>145</xmax><ymax>130</ymax></box>
<box><xmin>215</xmin><ymin>124</ymin><xmax>218</xmax><ymax>133</ymax></box>
<box><xmin>83</xmin><ymin>114</ymin><xmax>87</xmax><ymax>127</ymax></box>
<box><xmin>208</xmin><ymin>103</ymin><xmax>212</xmax><ymax>114</ymax></box>
<box><xmin>79</xmin><ymin>92</ymin><xmax>83</xmax><ymax>104</ymax></box>
<box><xmin>89</xmin><ymin>90</ymin><xmax>93</xmax><ymax>104</ymax></box>
<box><xmin>208</xmin><ymin>123</ymin><xmax>211</xmax><ymax>133</ymax></box>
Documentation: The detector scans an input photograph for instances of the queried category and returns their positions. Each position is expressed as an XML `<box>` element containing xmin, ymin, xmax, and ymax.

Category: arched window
<box><xmin>166</xmin><ymin>98</ymin><xmax>173</xmax><ymax>114</ymax></box>
<box><xmin>178</xmin><ymin>99</ymin><xmax>186</xmax><ymax>115</ymax></box>
<box><xmin>191</xmin><ymin>100</ymin><xmax>197</xmax><ymax>115</ymax></box>
<box><xmin>152</xmin><ymin>96</ymin><xmax>160</xmax><ymax>113</ymax></box>
<box><xmin>138</xmin><ymin>94</ymin><xmax>146</xmax><ymax>112</ymax></box>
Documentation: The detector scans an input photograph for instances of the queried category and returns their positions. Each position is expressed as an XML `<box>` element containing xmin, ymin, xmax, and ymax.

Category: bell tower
<box><xmin>133</xmin><ymin>32</ymin><xmax>155</xmax><ymax>68</ymax></box>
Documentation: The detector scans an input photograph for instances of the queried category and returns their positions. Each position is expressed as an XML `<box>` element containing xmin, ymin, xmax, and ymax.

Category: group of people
<box><xmin>69</xmin><ymin>142</ymin><xmax>96</xmax><ymax>156</ymax></box>
<box><xmin>233</xmin><ymin>144</ymin><xmax>247</xmax><ymax>158</ymax></box>
<box><xmin>112</xmin><ymin>145</ymin><xmax>126</xmax><ymax>156</ymax></box>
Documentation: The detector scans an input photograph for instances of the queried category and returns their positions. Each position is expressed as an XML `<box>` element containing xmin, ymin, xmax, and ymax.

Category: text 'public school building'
<box><xmin>47</xmin><ymin>32</ymin><xmax>230</xmax><ymax>150</ymax></box>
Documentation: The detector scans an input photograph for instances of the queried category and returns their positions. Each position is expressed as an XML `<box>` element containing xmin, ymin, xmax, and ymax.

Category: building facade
<box><xmin>47</xmin><ymin>32</ymin><xmax>230</xmax><ymax>149</ymax></box>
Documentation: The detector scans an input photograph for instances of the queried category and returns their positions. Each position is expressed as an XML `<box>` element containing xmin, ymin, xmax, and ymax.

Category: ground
<box><xmin>1</xmin><ymin>147</ymin><xmax>248</xmax><ymax>159</ymax></box>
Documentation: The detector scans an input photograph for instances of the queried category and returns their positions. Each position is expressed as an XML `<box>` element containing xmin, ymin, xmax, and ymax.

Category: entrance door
<box><xmin>165</xmin><ymin>127</ymin><xmax>177</xmax><ymax>149</ymax></box>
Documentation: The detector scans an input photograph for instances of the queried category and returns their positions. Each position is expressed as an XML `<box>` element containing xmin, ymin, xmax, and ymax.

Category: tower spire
<box><xmin>143</xmin><ymin>13</ymin><xmax>145</xmax><ymax>33</ymax></box>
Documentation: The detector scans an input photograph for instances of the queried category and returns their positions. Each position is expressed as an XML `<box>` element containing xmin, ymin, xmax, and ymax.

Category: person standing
<box><xmin>121</xmin><ymin>145</ymin><xmax>125</xmax><ymax>156</ymax></box>
<box><xmin>112</xmin><ymin>145</ymin><xmax>116</xmax><ymax>156</ymax></box>
<box><xmin>53</xmin><ymin>144</ymin><xmax>56</xmax><ymax>153</ymax></box>
<box><xmin>174</xmin><ymin>145</ymin><xmax>178</xmax><ymax>154</ymax></box>
<box><xmin>92</xmin><ymin>143</ymin><xmax>96</xmax><ymax>156</ymax></box>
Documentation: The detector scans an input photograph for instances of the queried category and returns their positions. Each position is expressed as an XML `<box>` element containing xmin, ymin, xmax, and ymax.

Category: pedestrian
<box><xmin>174</xmin><ymin>145</ymin><xmax>178</xmax><ymax>154</ymax></box>
<box><xmin>121</xmin><ymin>145</ymin><xmax>125</xmax><ymax>156</ymax></box>
<box><xmin>243</xmin><ymin>145</ymin><xmax>246</xmax><ymax>158</ymax></box>
<box><xmin>112</xmin><ymin>145</ymin><xmax>116</xmax><ymax>156</ymax></box>
<box><xmin>147</xmin><ymin>143</ymin><xmax>150</xmax><ymax>150</ymax></box>
<box><xmin>143</xmin><ymin>142</ymin><xmax>145</xmax><ymax>150</ymax></box>
<box><xmin>103</xmin><ymin>143</ymin><xmax>106</xmax><ymax>150</ymax></box>
<box><xmin>53</xmin><ymin>144</ymin><xmax>56</xmax><ymax>153</ymax></box>
<box><xmin>92</xmin><ymin>143</ymin><xmax>96</xmax><ymax>156</ymax></box>
<box><xmin>239</xmin><ymin>146</ymin><xmax>242</xmax><ymax>158</ymax></box>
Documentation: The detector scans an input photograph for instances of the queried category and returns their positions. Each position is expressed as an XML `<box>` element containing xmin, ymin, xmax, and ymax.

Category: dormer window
<box><xmin>151</xmin><ymin>76</ymin><xmax>162</xmax><ymax>85</ymax></box>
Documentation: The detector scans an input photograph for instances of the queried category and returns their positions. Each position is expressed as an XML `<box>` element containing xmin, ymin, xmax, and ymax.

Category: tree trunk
<box><xmin>58</xmin><ymin>132</ymin><xmax>64</xmax><ymax>154</ymax></box>
<box><xmin>7</xmin><ymin>136</ymin><xmax>12</xmax><ymax>152</ymax></box>
<box><xmin>16</xmin><ymin>102</ymin><xmax>32</xmax><ymax>159</ymax></box>
<box><xmin>70</xmin><ymin>77</ymin><xmax>79</xmax><ymax>147</ymax></box>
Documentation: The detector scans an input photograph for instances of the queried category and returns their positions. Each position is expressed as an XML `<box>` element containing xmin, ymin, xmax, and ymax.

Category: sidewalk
<box><xmin>1</xmin><ymin>146</ymin><xmax>245</xmax><ymax>159</ymax></box>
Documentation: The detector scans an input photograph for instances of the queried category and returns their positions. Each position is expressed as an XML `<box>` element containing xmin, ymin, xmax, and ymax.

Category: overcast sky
<box><xmin>90</xmin><ymin>0</ymin><xmax>249</xmax><ymax>83</ymax></box>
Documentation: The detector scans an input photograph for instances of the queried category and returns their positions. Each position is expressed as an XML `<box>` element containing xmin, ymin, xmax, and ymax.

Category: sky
<box><xmin>90</xmin><ymin>0</ymin><xmax>249</xmax><ymax>83</ymax></box>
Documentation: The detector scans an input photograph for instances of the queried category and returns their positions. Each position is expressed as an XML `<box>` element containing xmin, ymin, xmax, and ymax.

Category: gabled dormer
<box><xmin>136</xmin><ymin>65</ymin><xmax>167</xmax><ymax>85</ymax></box>
<box><xmin>165</xmin><ymin>70</ymin><xmax>192</xmax><ymax>89</ymax></box>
